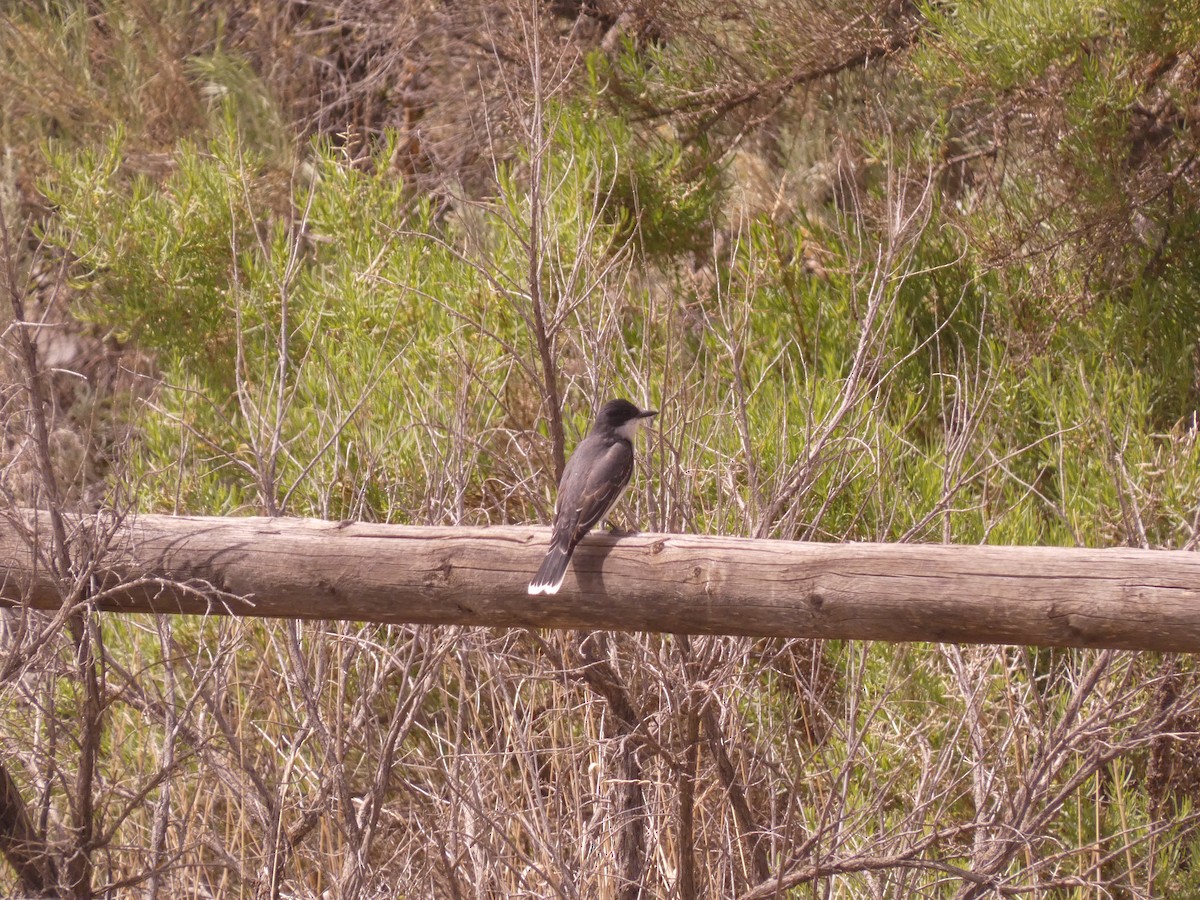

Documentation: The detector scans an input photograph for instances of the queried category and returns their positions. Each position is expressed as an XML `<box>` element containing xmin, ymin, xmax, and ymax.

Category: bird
<box><xmin>528</xmin><ymin>398</ymin><xmax>657</xmax><ymax>595</ymax></box>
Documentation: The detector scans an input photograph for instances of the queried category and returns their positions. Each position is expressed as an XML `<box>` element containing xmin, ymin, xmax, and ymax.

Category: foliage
<box><xmin>3</xmin><ymin>0</ymin><xmax>1200</xmax><ymax>897</ymax></box>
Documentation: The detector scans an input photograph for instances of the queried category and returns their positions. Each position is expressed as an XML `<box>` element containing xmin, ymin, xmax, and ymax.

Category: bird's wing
<box><xmin>556</xmin><ymin>438</ymin><xmax>634</xmax><ymax>544</ymax></box>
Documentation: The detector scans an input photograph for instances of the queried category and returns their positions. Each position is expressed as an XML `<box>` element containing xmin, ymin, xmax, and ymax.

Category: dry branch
<box><xmin>2</xmin><ymin>512</ymin><xmax>1200</xmax><ymax>651</ymax></box>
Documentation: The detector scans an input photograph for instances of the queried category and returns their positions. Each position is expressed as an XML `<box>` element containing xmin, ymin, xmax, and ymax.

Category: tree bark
<box><xmin>0</xmin><ymin>760</ymin><xmax>57</xmax><ymax>896</ymax></box>
<box><xmin>2</xmin><ymin>512</ymin><xmax>1200</xmax><ymax>651</ymax></box>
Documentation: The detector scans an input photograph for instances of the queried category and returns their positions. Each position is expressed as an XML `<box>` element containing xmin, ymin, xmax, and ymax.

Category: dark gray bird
<box><xmin>528</xmin><ymin>398</ymin><xmax>657</xmax><ymax>595</ymax></box>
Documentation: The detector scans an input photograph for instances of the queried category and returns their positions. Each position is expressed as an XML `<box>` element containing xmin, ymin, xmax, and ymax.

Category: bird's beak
<box><xmin>640</xmin><ymin>409</ymin><xmax>658</xmax><ymax>419</ymax></box>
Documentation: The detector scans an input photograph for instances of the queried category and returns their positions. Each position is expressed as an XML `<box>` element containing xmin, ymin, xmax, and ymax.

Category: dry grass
<box><xmin>4</xmin><ymin>2</ymin><xmax>1200</xmax><ymax>898</ymax></box>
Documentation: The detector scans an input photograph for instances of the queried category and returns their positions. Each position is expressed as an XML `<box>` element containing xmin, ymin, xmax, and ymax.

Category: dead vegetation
<box><xmin>3</xmin><ymin>1</ymin><xmax>1200</xmax><ymax>897</ymax></box>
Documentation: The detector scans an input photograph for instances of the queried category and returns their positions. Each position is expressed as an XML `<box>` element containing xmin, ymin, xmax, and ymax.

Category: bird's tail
<box><xmin>528</xmin><ymin>539</ymin><xmax>573</xmax><ymax>595</ymax></box>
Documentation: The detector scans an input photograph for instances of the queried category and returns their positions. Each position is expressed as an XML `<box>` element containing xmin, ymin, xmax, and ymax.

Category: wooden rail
<box><xmin>2</xmin><ymin>512</ymin><xmax>1199</xmax><ymax>651</ymax></box>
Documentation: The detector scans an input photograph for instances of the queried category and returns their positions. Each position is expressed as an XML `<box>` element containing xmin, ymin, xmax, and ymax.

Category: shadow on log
<box><xmin>2</xmin><ymin>511</ymin><xmax>1200</xmax><ymax>651</ymax></box>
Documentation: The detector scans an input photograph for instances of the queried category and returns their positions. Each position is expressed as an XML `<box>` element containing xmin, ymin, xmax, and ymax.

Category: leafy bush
<box><xmin>7</xmin><ymin>3</ymin><xmax>1200</xmax><ymax>896</ymax></box>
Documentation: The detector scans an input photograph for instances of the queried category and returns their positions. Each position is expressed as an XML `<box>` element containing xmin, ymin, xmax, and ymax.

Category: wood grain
<box><xmin>2</xmin><ymin>512</ymin><xmax>1199</xmax><ymax>650</ymax></box>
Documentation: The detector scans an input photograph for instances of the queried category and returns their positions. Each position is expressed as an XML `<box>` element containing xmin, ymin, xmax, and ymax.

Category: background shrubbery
<box><xmin>4</xmin><ymin>1</ymin><xmax>1200</xmax><ymax>896</ymax></box>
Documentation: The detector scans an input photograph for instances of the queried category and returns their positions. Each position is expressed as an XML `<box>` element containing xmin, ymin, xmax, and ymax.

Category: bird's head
<box><xmin>595</xmin><ymin>398</ymin><xmax>657</xmax><ymax>439</ymax></box>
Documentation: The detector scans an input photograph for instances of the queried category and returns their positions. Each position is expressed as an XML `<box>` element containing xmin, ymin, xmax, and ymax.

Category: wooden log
<box><xmin>1</xmin><ymin>512</ymin><xmax>1199</xmax><ymax>651</ymax></box>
